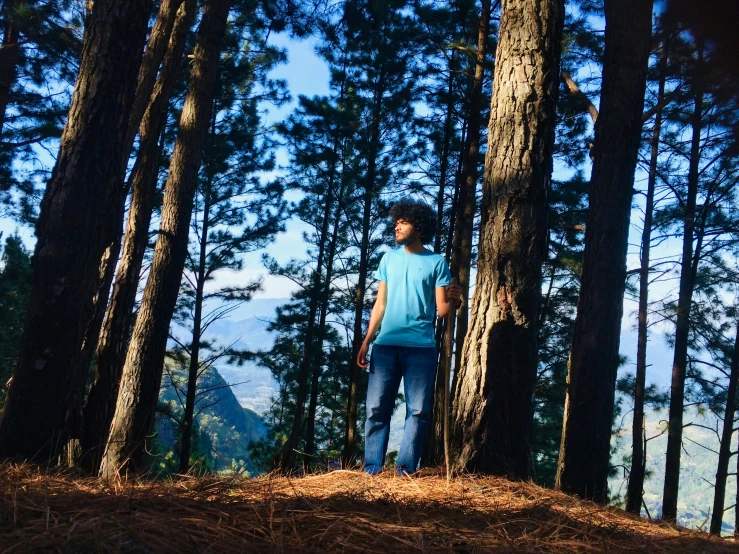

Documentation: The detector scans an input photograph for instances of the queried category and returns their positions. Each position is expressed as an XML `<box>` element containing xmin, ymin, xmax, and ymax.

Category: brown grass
<box><xmin>0</xmin><ymin>463</ymin><xmax>736</xmax><ymax>553</ymax></box>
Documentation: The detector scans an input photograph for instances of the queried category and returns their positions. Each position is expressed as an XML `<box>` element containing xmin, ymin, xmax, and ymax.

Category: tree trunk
<box><xmin>279</xmin><ymin>155</ymin><xmax>336</xmax><ymax>471</ymax></box>
<box><xmin>0</xmin><ymin>0</ymin><xmax>20</xmax><ymax>136</ymax></box>
<box><xmin>99</xmin><ymin>0</ymin><xmax>231</xmax><ymax>476</ymax></box>
<box><xmin>661</xmin><ymin>50</ymin><xmax>705</xmax><ymax>521</ymax></box>
<box><xmin>63</xmin><ymin>0</ymin><xmax>186</xmax><ymax>467</ymax></box>
<box><xmin>305</xmin><ymin>179</ymin><xmax>345</xmax><ymax>463</ymax></box>
<box><xmin>625</xmin><ymin>33</ymin><xmax>669</xmax><ymax>515</ymax></box>
<box><xmin>710</xmin><ymin>321</ymin><xmax>739</xmax><ymax>535</ymax></box>
<box><xmin>0</xmin><ymin>0</ymin><xmax>151</xmax><ymax>463</ymax></box>
<box><xmin>124</xmin><ymin>0</ymin><xmax>184</xmax><ymax>166</ymax></box>
<box><xmin>452</xmin><ymin>0</ymin><xmax>563</xmax><ymax>479</ymax></box>
<box><xmin>179</xmin><ymin>175</ymin><xmax>212</xmax><ymax>474</ymax></box>
<box><xmin>428</xmin><ymin>0</ymin><xmax>491</xmax><ymax>468</ymax></box>
<box><xmin>554</xmin><ymin>0</ymin><xmax>653</xmax><ymax>502</ymax></box>
<box><xmin>343</xmin><ymin>73</ymin><xmax>385</xmax><ymax>466</ymax></box>
<box><xmin>81</xmin><ymin>0</ymin><xmax>195</xmax><ymax>472</ymax></box>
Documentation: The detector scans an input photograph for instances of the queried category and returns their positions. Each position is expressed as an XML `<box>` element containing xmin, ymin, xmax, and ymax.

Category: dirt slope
<box><xmin>1</xmin><ymin>464</ymin><xmax>736</xmax><ymax>553</ymax></box>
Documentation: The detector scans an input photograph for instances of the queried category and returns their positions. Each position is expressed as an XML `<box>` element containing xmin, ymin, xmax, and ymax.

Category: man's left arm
<box><xmin>436</xmin><ymin>277</ymin><xmax>462</xmax><ymax>318</ymax></box>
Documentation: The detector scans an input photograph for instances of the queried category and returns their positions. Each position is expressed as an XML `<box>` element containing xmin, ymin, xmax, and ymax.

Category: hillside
<box><xmin>157</xmin><ymin>364</ymin><xmax>266</xmax><ymax>474</ymax></box>
<box><xmin>1</xmin><ymin>465</ymin><xmax>736</xmax><ymax>553</ymax></box>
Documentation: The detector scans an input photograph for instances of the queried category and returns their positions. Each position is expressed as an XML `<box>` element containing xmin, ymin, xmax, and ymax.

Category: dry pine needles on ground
<box><xmin>0</xmin><ymin>463</ymin><xmax>736</xmax><ymax>553</ymax></box>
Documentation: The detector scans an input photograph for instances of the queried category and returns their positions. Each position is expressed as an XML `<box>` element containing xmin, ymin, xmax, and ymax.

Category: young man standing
<box><xmin>357</xmin><ymin>199</ymin><xmax>461</xmax><ymax>475</ymax></box>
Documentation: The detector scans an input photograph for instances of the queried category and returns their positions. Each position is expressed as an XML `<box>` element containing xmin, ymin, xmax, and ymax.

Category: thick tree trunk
<box><xmin>64</xmin><ymin>0</ymin><xmax>186</xmax><ymax>467</ymax></box>
<box><xmin>710</xmin><ymin>322</ymin><xmax>739</xmax><ymax>535</ymax></box>
<box><xmin>0</xmin><ymin>0</ymin><xmax>20</xmax><ymax>136</ymax></box>
<box><xmin>0</xmin><ymin>0</ymin><xmax>151</xmax><ymax>463</ymax></box>
<box><xmin>625</xmin><ymin>34</ymin><xmax>669</xmax><ymax>515</ymax></box>
<box><xmin>554</xmin><ymin>0</ymin><xmax>653</xmax><ymax>502</ymax></box>
<box><xmin>427</xmin><ymin>0</ymin><xmax>491</xmax><ymax>468</ymax></box>
<box><xmin>99</xmin><ymin>0</ymin><xmax>231</xmax><ymax>476</ymax></box>
<box><xmin>81</xmin><ymin>0</ymin><xmax>195</xmax><ymax>472</ymax></box>
<box><xmin>452</xmin><ymin>0</ymin><xmax>563</xmax><ymax>479</ymax></box>
<box><xmin>661</xmin><ymin>52</ymin><xmax>704</xmax><ymax>521</ymax></box>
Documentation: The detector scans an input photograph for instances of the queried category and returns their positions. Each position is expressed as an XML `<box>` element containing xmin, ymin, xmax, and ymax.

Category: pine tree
<box><xmin>100</xmin><ymin>0</ymin><xmax>232</xmax><ymax>476</ymax></box>
<box><xmin>174</xmin><ymin>23</ymin><xmax>287</xmax><ymax>471</ymax></box>
<box><xmin>0</xmin><ymin>233</ymin><xmax>31</xmax><ymax>409</ymax></box>
<box><xmin>0</xmin><ymin>0</ymin><xmax>153</xmax><ymax>463</ymax></box>
<box><xmin>556</xmin><ymin>0</ymin><xmax>654</xmax><ymax>502</ymax></box>
<box><xmin>452</xmin><ymin>0</ymin><xmax>564</xmax><ymax>478</ymax></box>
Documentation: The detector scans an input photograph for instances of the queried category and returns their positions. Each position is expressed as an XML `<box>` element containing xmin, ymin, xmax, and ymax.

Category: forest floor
<box><xmin>1</xmin><ymin>463</ymin><xmax>737</xmax><ymax>553</ymax></box>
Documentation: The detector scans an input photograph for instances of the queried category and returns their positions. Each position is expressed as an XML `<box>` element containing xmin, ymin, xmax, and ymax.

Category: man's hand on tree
<box><xmin>357</xmin><ymin>341</ymin><xmax>370</xmax><ymax>369</ymax></box>
<box><xmin>447</xmin><ymin>277</ymin><xmax>462</xmax><ymax>307</ymax></box>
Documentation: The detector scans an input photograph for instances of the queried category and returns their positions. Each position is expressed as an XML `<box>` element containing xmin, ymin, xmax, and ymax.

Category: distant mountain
<box><xmin>157</xmin><ymin>364</ymin><xmax>267</xmax><ymax>475</ymax></box>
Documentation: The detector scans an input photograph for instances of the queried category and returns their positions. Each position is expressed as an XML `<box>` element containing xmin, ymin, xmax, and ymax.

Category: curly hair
<box><xmin>388</xmin><ymin>199</ymin><xmax>438</xmax><ymax>245</ymax></box>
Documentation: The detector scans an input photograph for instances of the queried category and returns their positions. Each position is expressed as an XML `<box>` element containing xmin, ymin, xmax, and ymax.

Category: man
<box><xmin>357</xmin><ymin>199</ymin><xmax>462</xmax><ymax>475</ymax></box>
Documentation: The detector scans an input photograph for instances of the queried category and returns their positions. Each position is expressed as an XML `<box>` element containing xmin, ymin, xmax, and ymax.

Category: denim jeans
<box><xmin>363</xmin><ymin>344</ymin><xmax>437</xmax><ymax>475</ymax></box>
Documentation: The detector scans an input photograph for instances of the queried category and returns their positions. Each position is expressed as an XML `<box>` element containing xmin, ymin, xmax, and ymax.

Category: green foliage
<box><xmin>1</xmin><ymin>0</ymin><xmax>84</xmax><ymax>223</ymax></box>
<box><xmin>155</xmin><ymin>362</ymin><xmax>266</xmax><ymax>475</ymax></box>
<box><xmin>0</xmin><ymin>233</ymin><xmax>31</xmax><ymax>409</ymax></box>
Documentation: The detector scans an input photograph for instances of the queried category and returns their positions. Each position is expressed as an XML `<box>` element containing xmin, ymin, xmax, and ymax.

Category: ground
<box><xmin>1</xmin><ymin>464</ymin><xmax>736</xmax><ymax>552</ymax></box>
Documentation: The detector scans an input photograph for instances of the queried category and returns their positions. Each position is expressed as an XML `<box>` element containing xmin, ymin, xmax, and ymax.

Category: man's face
<box><xmin>394</xmin><ymin>218</ymin><xmax>417</xmax><ymax>245</ymax></box>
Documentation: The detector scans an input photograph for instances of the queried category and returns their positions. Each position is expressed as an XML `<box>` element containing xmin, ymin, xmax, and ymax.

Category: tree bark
<box><xmin>661</xmin><ymin>48</ymin><xmax>705</xmax><ymax>521</ymax></box>
<box><xmin>81</xmin><ymin>0</ymin><xmax>195</xmax><ymax>472</ymax></box>
<box><xmin>452</xmin><ymin>0</ymin><xmax>563</xmax><ymax>479</ymax></box>
<box><xmin>554</xmin><ymin>0</ymin><xmax>653</xmax><ymax>502</ymax></box>
<box><xmin>710</xmin><ymin>321</ymin><xmax>739</xmax><ymax>535</ymax></box>
<box><xmin>0</xmin><ymin>0</ymin><xmax>151</xmax><ymax>463</ymax></box>
<box><xmin>99</xmin><ymin>0</ymin><xmax>231</xmax><ymax>476</ymax></box>
<box><xmin>625</xmin><ymin>33</ymin><xmax>669</xmax><ymax>515</ymax></box>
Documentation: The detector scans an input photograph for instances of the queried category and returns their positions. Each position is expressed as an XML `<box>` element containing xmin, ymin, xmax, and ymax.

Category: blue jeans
<box><xmin>363</xmin><ymin>344</ymin><xmax>437</xmax><ymax>475</ymax></box>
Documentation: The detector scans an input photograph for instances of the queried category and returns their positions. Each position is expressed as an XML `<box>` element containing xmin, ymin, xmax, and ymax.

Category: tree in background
<box><xmin>171</xmin><ymin>19</ymin><xmax>288</xmax><ymax>471</ymax></box>
<box><xmin>0</xmin><ymin>0</ymin><xmax>83</xmax><ymax>224</ymax></box>
<box><xmin>0</xmin><ymin>233</ymin><xmax>31</xmax><ymax>409</ymax></box>
<box><xmin>556</xmin><ymin>0</ymin><xmax>654</xmax><ymax>503</ymax></box>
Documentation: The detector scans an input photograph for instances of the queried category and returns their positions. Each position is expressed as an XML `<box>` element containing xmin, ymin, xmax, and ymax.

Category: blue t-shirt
<box><xmin>374</xmin><ymin>248</ymin><xmax>451</xmax><ymax>347</ymax></box>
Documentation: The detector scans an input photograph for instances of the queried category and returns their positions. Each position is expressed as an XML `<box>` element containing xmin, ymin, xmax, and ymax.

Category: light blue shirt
<box><xmin>374</xmin><ymin>247</ymin><xmax>451</xmax><ymax>348</ymax></box>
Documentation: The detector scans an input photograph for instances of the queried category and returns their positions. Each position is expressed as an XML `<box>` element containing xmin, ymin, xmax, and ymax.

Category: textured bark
<box><xmin>661</xmin><ymin>52</ymin><xmax>704</xmax><ymax>521</ymax></box>
<box><xmin>427</xmin><ymin>0</ymin><xmax>491</xmax><ymax>468</ymax></box>
<box><xmin>710</xmin><ymin>322</ymin><xmax>739</xmax><ymax>535</ymax></box>
<box><xmin>0</xmin><ymin>0</ymin><xmax>20</xmax><ymax>136</ymax></box>
<box><xmin>555</xmin><ymin>0</ymin><xmax>654</xmax><ymax>502</ymax></box>
<box><xmin>99</xmin><ymin>0</ymin><xmax>231</xmax><ymax>476</ymax></box>
<box><xmin>452</xmin><ymin>0</ymin><xmax>563</xmax><ymax>478</ymax></box>
<box><xmin>81</xmin><ymin>0</ymin><xmax>195</xmax><ymax>472</ymax></box>
<box><xmin>0</xmin><ymin>0</ymin><xmax>151</xmax><ymax>463</ymax></box>
<box><xmin>625</xmin><ymin>34</ymin><xmax>669</xmax><ymax>515</ymax></box>
<box><xmin>124</xmin><ymin>0</ymin><xmax>184</xmax><ymax>164</ymax></box>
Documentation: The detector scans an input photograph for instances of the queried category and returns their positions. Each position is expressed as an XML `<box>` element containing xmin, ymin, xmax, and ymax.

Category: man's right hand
<box><xmin>357</xmin><ymin>342</ymin><xmax>370</xmax><ymax>369</ymax></box>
